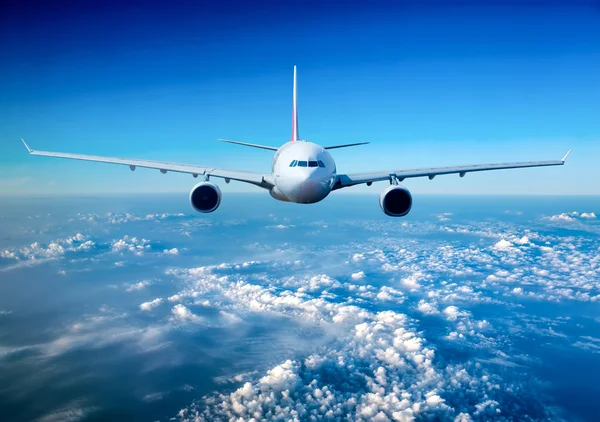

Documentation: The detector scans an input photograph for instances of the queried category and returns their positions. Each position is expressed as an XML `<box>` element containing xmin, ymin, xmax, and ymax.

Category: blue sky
<box><xmin>1</xmin><ymin>0</ymin><xmax>599</xmax><ymax>195</ymax></box>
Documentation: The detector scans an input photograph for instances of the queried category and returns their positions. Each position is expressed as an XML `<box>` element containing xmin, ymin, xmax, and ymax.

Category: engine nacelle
<box><xmin>379</xmin><ymin>185</ymin><xmax>412</xmax><ymax>217</ymax></box>
<box><xmin>189</xmin><ymin>182</ymin><xmax>221</xmax><ymax>213</ymax></box>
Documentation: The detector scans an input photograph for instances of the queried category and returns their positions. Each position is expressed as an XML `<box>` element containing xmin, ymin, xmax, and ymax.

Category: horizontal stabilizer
<box><xmin>324</xmin><ymin>142</ymin><xmax>370</xmax><ymax>150</ymax></box>
<box><xmin>219</xmin><ymin>139</ymin><xmax>278</xmax><ymax>151</ymax></box>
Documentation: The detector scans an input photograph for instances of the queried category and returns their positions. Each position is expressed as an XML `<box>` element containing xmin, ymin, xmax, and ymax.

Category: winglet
<box><xmin>21</xmin><ymin>138</ymin><xmax>32</xmax><ymax>153</ymax></box>
<box><xmin>561</xmin><ymin>148</ymin><xmax>572</xmax><ymax>162</ymax></box>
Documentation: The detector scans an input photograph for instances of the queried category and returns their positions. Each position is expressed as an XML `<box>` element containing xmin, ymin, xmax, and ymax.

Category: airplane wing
<box><xmin>333</xmin><ymin>149</ymin><xmax>571</xmax><ymax>190</ymax></box>
<box><xmin>21</xmin><ymin>139</ymin><xmax>273</xmax><ymax>189</ymax></box>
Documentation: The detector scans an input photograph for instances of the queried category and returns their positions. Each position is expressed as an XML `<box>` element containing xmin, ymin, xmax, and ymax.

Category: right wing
<box><xmin>334</xmin><ymin>149</ymin><xmax>571</xmax><ymax>190</ymax></box>
<box><xmin>21</xmin><ymin>139</ymin><xmax>273</xmax><ymax>189</ymax></box>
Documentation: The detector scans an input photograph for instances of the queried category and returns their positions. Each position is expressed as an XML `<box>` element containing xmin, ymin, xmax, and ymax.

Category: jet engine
<box><xmin>189</xmin><ymin>182</ymin><xmax>221</xmax><ymax>213</ymax></box>
<box><xmin>379</xmin><ymin>185</ymin><xmax>412</xmax><ymax>217</ymax></box>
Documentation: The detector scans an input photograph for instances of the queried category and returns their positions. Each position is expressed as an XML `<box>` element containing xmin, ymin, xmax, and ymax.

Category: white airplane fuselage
<box><xmin>270</xmin><ymin>141</ymin><xmax>336</xmax><ymax>204</ymax></box>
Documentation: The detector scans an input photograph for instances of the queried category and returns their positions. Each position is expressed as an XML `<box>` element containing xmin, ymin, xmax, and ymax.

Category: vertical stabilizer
<box><xmin>291</xmin><ymin>66</ymin><xmax>300</xmax><ymax>141</ymax></box>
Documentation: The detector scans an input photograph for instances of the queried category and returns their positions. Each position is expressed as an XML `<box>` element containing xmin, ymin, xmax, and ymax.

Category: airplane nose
<box><xmin>290</xmin><ymin>171</ymin><xmax>330</xmax><ymax>203</ymax></box>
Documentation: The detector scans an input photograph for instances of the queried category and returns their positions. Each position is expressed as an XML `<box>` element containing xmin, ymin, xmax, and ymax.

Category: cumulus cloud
<box><xmin>111</xmin><ymin>236</ymin><xmax>151</xmax><ymax>256</ymax></box>
<box><xmin>442</xmin><ymin>306</ymin><xmax>470</xmax><ymax>321</ymax></box>
<box><xmin>178</xmin><ymin>306</ymin><xmax>548</xmax><ymax>421</ymax></box>
<box><xmin>164</xmin><ymin>254</ymin><xmax>557</xmax><ymax>421</ymax></box>
<box><xmin>545</xmin><ymin>213</ymin><xmax>576</xmax><ymax>222</ymax></box>
<box><xmin>104</xmin><ymin>212</ymin><xmax>186</xmax><ymax>224</ymax></box>
<box><xmin>170</xmin><ymin>304</ymin><xmax>203</xmax><ymax>323</ymax></box>
<box><xmin>163</xmin><ymin>248</ymin><xmax>180</xmax><ymax>255</ymax></box>
<box><xmin>0</xmin><ymin>233</ymin><xmax>95</xmax><ymax>265</ymax></box>
<box><xmin>401</xmin><ymin>272</ymin><xmax>422</xmax><ymax>289</ymax></box>
<box><xmin>12</xmin><ymin>205</ymin><xmax>592</xmax><ymax>420</ymax></box>
<box><xmin>417</xmin><ymin>300</ymin><xmax>440</xmax><ymax>315</ymax></box>
<box><xmin>140</xmin><ymin>298</ymin><xmax>163</xmax><ymax>311</ymax></box>
<box><xmin>126</xmin><ymin>280</ymin><xmax>150</xmax><ymax>292</ymax></box>
<box><xmin>544</xmin><ymin>211</ymin><xmax>597</xmax><ymax>222</ymax></box>
<box><xmin>351</xmin><ymin>271</ymin><xmax>365</xmax><ymax>280</ymax></box>
<box><xmin>492</xmin><ymin>239</ymin><xmax>514</xmax><ymax>251</ymax></box>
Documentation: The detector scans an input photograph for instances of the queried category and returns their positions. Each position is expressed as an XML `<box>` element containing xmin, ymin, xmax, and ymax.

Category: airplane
<box><xmin>21</xmin><ymin>66</ymin><xmax>571</xmax><ymax>217</ymax></box>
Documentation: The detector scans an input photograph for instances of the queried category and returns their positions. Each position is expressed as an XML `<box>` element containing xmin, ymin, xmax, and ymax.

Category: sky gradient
<box><xmin>1</xmin><ymin>0</ymin><xmax>599</xmax><ymax>195</ymax></box>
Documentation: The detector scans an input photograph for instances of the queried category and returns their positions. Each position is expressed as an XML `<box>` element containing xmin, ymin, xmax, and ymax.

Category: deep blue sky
<box><xmin>1</xmin><ymin>0</ymin><xmax>599</xmax><ymax>194</ymax></box>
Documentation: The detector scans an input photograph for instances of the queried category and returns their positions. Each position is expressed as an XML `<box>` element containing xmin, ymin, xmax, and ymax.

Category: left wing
<box><xmin>21</xmin><ymin>139</ymin><xmax>273</xmax><ymax>189</ymax></box>
<box><xmin>333</xmin><ymin>149</ymin><xmax>571</xmax><ymax>190</ymax></box>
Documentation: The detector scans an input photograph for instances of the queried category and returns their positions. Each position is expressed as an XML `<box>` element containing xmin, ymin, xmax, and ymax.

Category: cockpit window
<box><xmin>308</xmin><ymin>161</ymin><xmax>318</xmax><ymax>167</ymax></box>
<box><xmin>297</xmin><ymin>161</ymin><xmax>308</xmax><ymax>167</ymax></box>
<box><xmin>289</xmin><ymin>160</ymin><xmax>297</xmax><ymax>167</ymax></box>
<box><xmin>318</xmin><ymin>160</ymin><xmax>325</xmax><ymax>168</ymax></box>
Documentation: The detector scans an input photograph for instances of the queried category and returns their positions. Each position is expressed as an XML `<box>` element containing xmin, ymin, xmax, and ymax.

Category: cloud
<box><xmin>37</xmin><ymin>402</ymin><xmax>98</xmax><ymax>422</ymax></box>
<box><xmin>140</xmin><ymin>298</ymin><xmax>163</xmax><ymax>311</ymax></box>
<box><xmin>7</xmin><ymin>205</ymin><xmax>593</xmax><ymax>420</ymax></box>
<box><xmin>442</xmin><ymin>306</ymin><xmax>469</xmax><ymax>321</ymax></box>
<box><xmin>401</xmin><ymin>272</ymin><xmax>422</xmax><ymax>289</ymax></box>
<box><xmin>177</xmin><ymin>306</ymin><xmax>549</xmax><ymax>421</ymax></box>
<box><xmin>435</xmin><ymin>213</ymin><xmax>453</xmax><ymax>222</ymax></box>
<box><xmin>170</xmin><ymin>304</ymin><xmax>203</xmax><ymax>323</ymax></box>
<box><xmin>417</xmin><ymin>300</ymin><xmax>439</xmax><ymax>315</ymax></box>
<box><xmin>351</xmin><ymin>271</ymin><xmax>365</xmax><ymax>280</ymax></box>
<box><xmin>126</xmin><ymin>280</ymin><xmax>150</xmax><ymax>292</ymax></box>
<box><xmin>165</xmin><ymin>253</ymin><xmax>557</xmax><ymax>421</ymax></box>
<box><xmin>111</xmin><ymin>236</ymin><xmax>150</xmax><ymax>256</ymax></box>
<box><xmin>544</xmin><ymin>211</ymin><xmax>597</xmax><ymax>222</ymax></box>
<box><xmin>492</xmin><ymin>239</ymin><xmax>514</xmax><ymax>251</ymax></box>
<box><xmin>0</xmin><ymin>233</ymin><xmax>95</xmax><ymax>265</ymax></box>
<box><xmin>103</xmin><ymin>212</ymin><xmax>186</xmax><ymax>224</ymax></box>
<box><xmin>266</xmin><ymin>224</ymin><xmax>295</xmax><ymax>229</ymax></box>
<box><xmin>545</xmin><ymin>213</ymin><xmax>576</xmax><ymax>222</ymax></box>
<box><xmin>163</xmin><ymin>248</ymin><xmax>180</xmax><ymax>255</ymax></box>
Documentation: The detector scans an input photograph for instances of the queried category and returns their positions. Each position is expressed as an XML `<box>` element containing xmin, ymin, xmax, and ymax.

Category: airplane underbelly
<box><xmin>276</xmin><ymin>175</ymin><xmax>333</xmax><ymax>204</ymax></box>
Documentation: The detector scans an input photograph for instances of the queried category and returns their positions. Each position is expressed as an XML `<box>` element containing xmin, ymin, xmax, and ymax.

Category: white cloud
<box><xmin>417</xmin><ymin>300</ymin><xmax>439</xmax><ymax>315</ymax></box>
<box><xmin>442</xmin><ymin>306</ymin><xmax>469</xmax><ymax>321</ymax></box>
<box><xmin>111</xmin><ymin>236</ymin><xmax>151</xmax><ymax>256</ymax></box>
<box><xmin>126</xmin><ymin>280</ymin><xmax>150</xmax><ymax>292</ymax></box>
<box><xmin>266</xmin><ymin>224</ymin><xmax>295</xmax><ymax>229</ymax></box>
<box><xmin>37</xmin><ymin>402</ymin><xmax>98</xmax><ymax>422</ymax></box>
<box><xmin>170</xmin><ymin>304</ymin><xmax>203</xmax><ymax>323</ymax></box>
<box><xmin>546</xmin><ymin>213</ymin><xmax>576</xmax><ymax>222</ymax></box>
<box><xmin>351</xmin><ymin>271</ymin><xmax>365</xmax><ymax>280</ymax></box>
<box><xmin>166</xmin><ymin>254</ymin><xmax>557</xmax><ymax>421</ymax></box>
<box><xmin>544</xmin><ymin>211</ymin><xmax>597</xmax><ymax>222</ymax></box>
<box><xmin>219</xmin><ymin>311</ymin><xmax>242</xmax><ymax>324</ymax></box>
<box><xmin>401</xmin><ymin>272</ymin><xmax>422</xmax><ymax>289</ymax></box>
<box><xmin>139</xmin><ymin>298</ymin><xmax>163</xmax><ymax>311</ymax></box>
<box><xmin>492</xmin><ymin>239</ymin><xmax>514</xmax><ymax>251</ymax></box>
<box><xmin>104</xmin><ymin>212</ymin><xmax>186</xmax><ymax>224</ymax></box>
<box><xmin>0</xmin><ymin>233</ymin><xmax>95</xmax><ymax>265</ymax></box>
<box><xmin>163</xmin><ymin>248</ymin><xmax>180</xmax><ymax>255</ymax></box>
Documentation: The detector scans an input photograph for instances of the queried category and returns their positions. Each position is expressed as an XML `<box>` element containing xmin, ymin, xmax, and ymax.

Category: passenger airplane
<box><xmin>21</xmin><ymin>66</ymin><xmax>571</xmax><ymax>216</ymax></box>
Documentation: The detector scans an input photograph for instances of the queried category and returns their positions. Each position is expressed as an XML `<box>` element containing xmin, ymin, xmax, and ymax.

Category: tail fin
<box><xmin>291</xmin><ymin>66</ymin><xmax>300</xmax><ymax>141</ymax></box>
